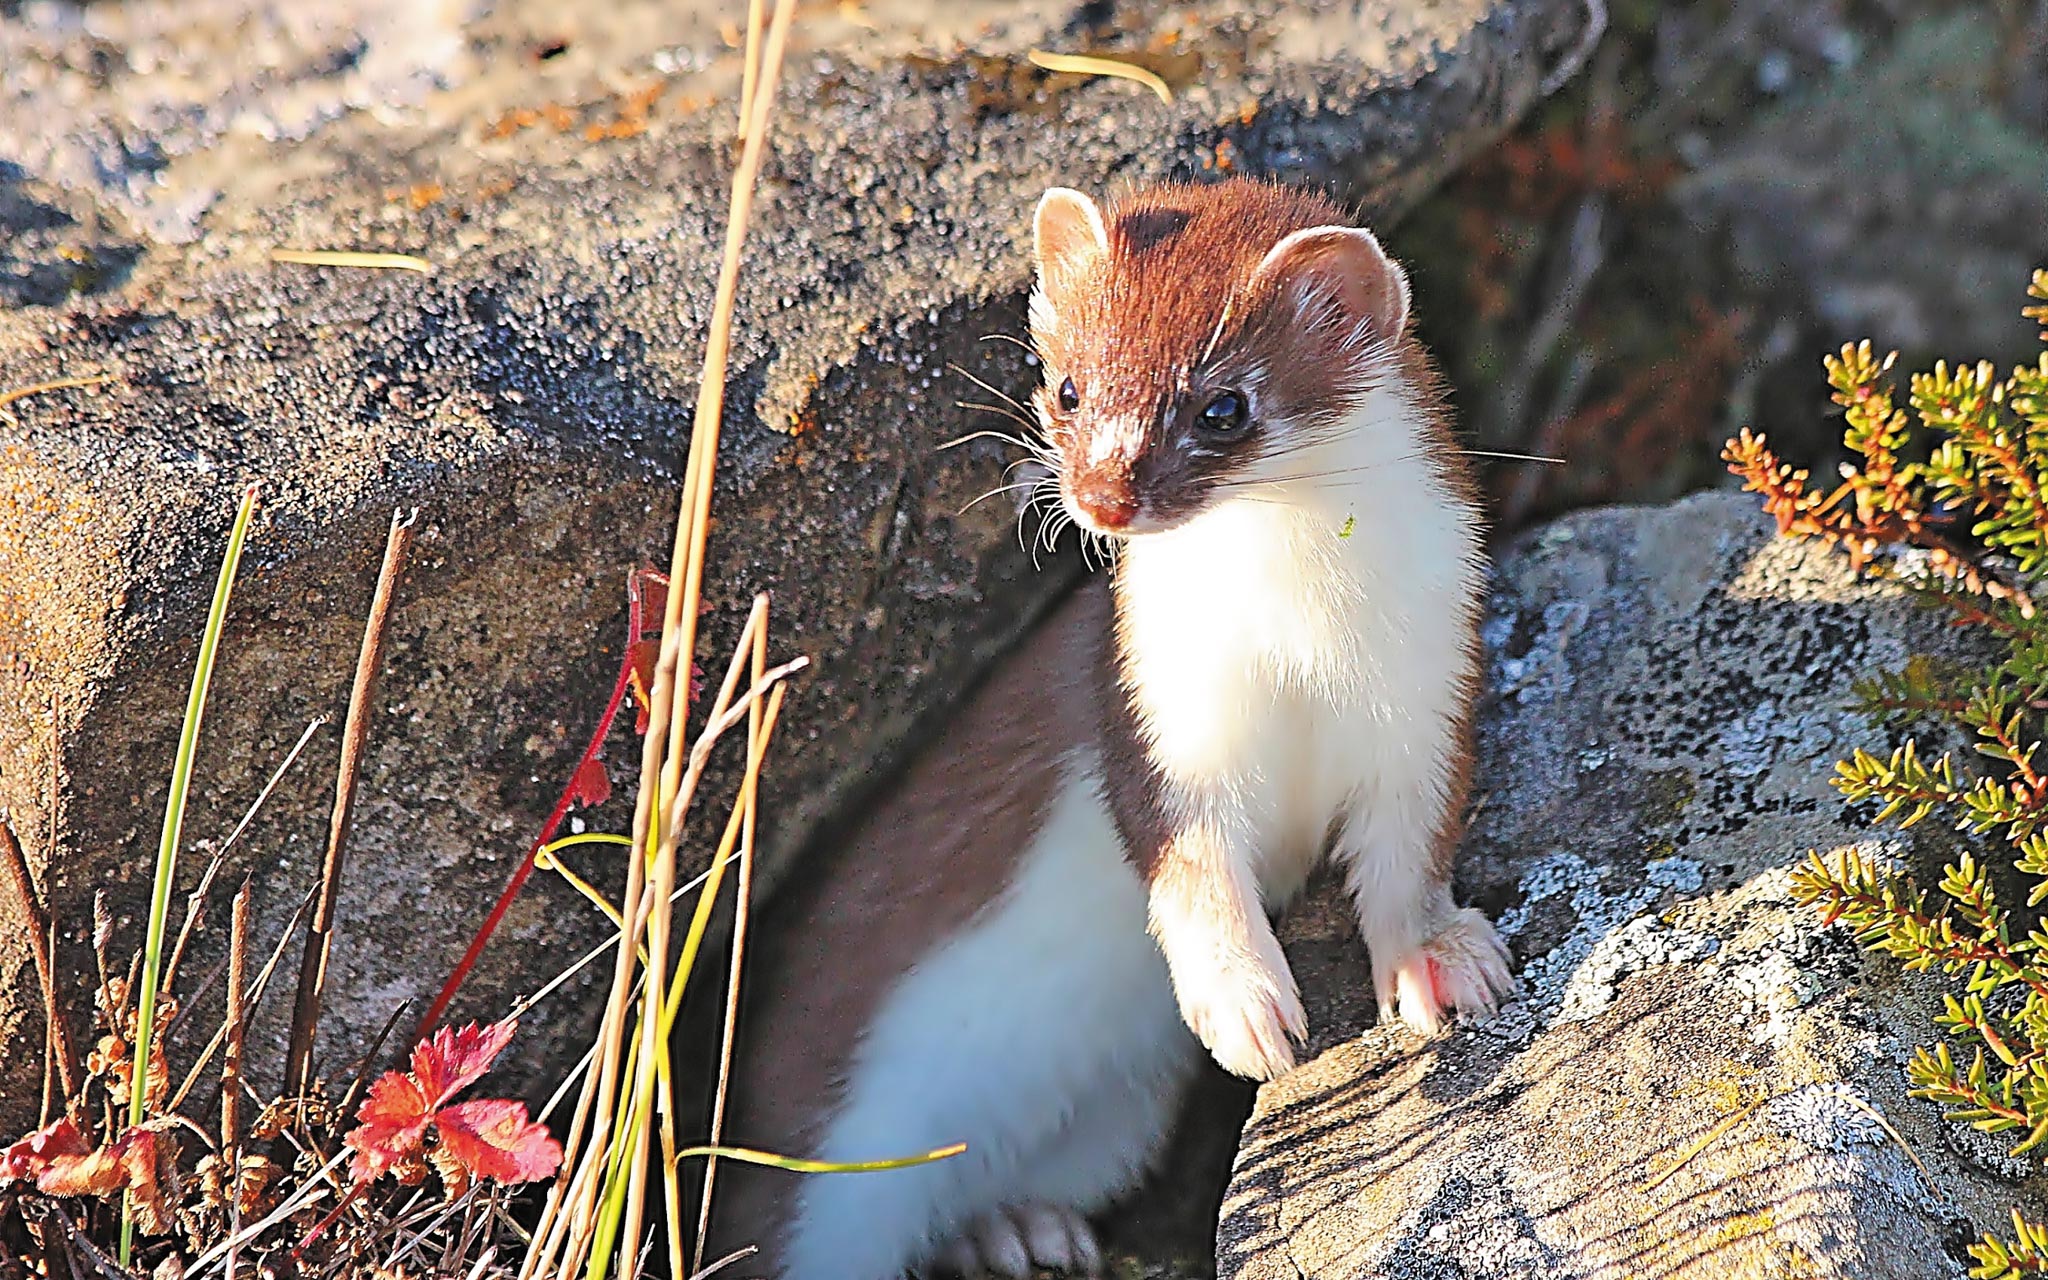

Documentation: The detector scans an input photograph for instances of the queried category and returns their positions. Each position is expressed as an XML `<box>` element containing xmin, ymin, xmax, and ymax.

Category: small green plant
<box><xmin>1725</xmin><ymin>269</ymin><xmax>2048</xmax><ymax>1278</ymax></box>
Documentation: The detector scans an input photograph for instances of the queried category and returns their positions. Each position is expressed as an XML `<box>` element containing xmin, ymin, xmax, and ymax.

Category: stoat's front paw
<box><xmin>1176</xmin><ymin>954</ymin><xmax>1306</xmax><ymax>1082</ymax></box>
<box><xmin>929</xmin><ymin>1202</ymin><xmax>1103</xmax><ymax>1278</ymax></box>
<box><xmin>1378</xmin><ymin>907</ymin><xmax>1515</xmax><ymax>1034</ymax></box>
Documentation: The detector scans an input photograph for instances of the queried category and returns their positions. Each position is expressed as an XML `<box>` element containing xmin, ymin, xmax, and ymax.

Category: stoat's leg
<box><xmin>928</xmin><ymin>1203</ymin><xmax>1103</xmax><ymax>1277</ymax></box>
<box><xmin>1340</xmin><ymin>794</ymin><xmax>1513</xmax><ymax>1033</ymax></box>
<box><xmin>1148</xmin><ymin>820</ymin><xmax>1305</xmax><ymax>1081</ymax></box>
<box><xmin>924</xmin><ymin>1006</ymin><xmax>1193</xmax><ymax>1278</ymax></box>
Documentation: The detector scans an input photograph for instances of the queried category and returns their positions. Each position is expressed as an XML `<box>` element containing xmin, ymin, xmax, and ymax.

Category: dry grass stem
<box><xmin>270</xmin><ymin>248</ymin><xmax>434</xmax><ymax>273</ymax></box>
<box><xmin>0</xmin><ymin>371</ymin><xmax>117</xmax><ymax>426</ymax></box>
<box><xmin>693</xmin><ymin>606</ymin><xmax>771</xmax><ymax>1272</ymax></box>
<box><xmin>1026</xmin><ymin>49</ymin><xmax>1173</xmax><ymax>102</ymax></box>
<box><xmin>737</xmin><ymin>0</ymin><xmax>764</xmax><ymax>143</ymax></box>
<box><xmin>526</xmin><ymin>1</ymin><xmax>799</xmax><ymax>1274</ymax></box>
<box><xmin>287</xmin><ymin>509</ymin><xmax>417</xmax><ymax>1096</ymax></box>
<box><xmin>623</xmin><ymin>598</ymin><xmax>774</xmax><ymax>1276</ymax></box>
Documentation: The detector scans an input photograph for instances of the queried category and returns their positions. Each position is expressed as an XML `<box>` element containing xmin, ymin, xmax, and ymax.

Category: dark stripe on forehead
<box><xmin>1114</xmin><ymin>208</ymin><xmax>1193</xmax><ymax>255</ymax></box>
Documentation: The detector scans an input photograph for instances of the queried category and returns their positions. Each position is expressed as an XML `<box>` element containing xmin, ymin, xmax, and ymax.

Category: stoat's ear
<box><xmin>1033</xmin><ymin>188</ymin><xmax>1110</xmax><ymax>288</ymax></box>
<box><xmin>1249</xmin><ymin>225</ymin><xmax>1410</xmax><ymax>342</ymax></box>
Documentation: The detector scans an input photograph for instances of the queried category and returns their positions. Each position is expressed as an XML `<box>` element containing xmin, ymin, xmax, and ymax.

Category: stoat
<box><xmin>707</xmin><ymin>178</ymin><xmax>1513</xmax><ymax>1280</ymax></box>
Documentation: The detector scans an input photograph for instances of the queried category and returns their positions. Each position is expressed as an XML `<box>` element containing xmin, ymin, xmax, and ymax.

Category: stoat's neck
<box><xmin>1105</xmin><ymin>387</ymin><xmax>1479</xmax><ymax>781</ymax></box>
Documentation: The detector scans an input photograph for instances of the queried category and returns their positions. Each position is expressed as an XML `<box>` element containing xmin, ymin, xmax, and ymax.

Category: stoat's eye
<box><xmin>1196</xmin><ymin>389</ymin><xmax>1249</xmax><ymax>438</ymax></box>
<box><xmin>1057</xmin><ymin>377</ymin><xmax>1080</xmax><ymax>412</ymax></box>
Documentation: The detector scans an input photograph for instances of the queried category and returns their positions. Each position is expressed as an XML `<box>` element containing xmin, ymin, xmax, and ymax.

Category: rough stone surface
<box><xmin>0</xmin><ymin>0</ymin><xmax>1596</xmax><ymax>1132</ymax></box>
<box><xmin>1220</xmin><ymin>492</ymin><xmax>2037</xmax><ymax>1280</ymax></box>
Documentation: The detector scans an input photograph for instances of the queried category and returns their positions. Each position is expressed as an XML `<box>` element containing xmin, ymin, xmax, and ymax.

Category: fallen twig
<box><xmin>0</xmin><ymin>815</ymin><xmax>81</xmax><ymax>1111</ymax></box>
<box><xmin>222</xmin><ymin>876</ymin><xmax>251</xmax><ymax>1157</ymax></box>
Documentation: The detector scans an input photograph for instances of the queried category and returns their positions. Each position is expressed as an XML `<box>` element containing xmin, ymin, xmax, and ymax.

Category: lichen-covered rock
<box><xmin>0</xmin><ymin>0</ymin><xmax>1598</xmax><ymax>1133</ymax></box>
<box><xmin>1219</xmin><ymin>491</ymin><xmax>2030</xmax><ymax>1280</ymax></box>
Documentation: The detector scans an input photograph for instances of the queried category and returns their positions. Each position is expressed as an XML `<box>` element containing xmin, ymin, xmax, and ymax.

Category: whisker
<box><xmin>958</xmin><ymin>481</ymin><xmax>1038</xmax><ymax>516</ymax></box>
<box><xmin>953</xmin><ymin>401</ymin><xmax>1037</xmax><ymax>431</ymax></box>
<box><xmin>979</xmin><ymin>333</ymin><xmax>1036</xmax><ymax>354</ymax></box>
<box><xmin>1013</xmin><ymin>490</ymin><xmax>1037</xmax><ymax>555</ymax></box>
<box><xmin>1459</xmin><ymin>449</ymin><xmax>1565</xmax><ymax>465</ymax></box>
<box><xmin>948</xmin><ymin>362</ymin><xmax>1037</xmax><ymax>420</ymax></box>
<box><xmin>939</xmin><ymin>426</ymin><xmax>1037</xmax><ymax>452</ymax></box>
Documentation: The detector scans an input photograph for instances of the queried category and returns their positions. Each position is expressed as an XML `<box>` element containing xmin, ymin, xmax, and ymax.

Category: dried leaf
<box><xmin>1</xmin><ymin>1116</ymin><xmax>92</xmax><ymax>1183</ymax></box>
<box><xmin>34</xmin><ymin>1143</ymin><xmax>123</xmax><ymax>1197</ymax></box>
<box><xmin>427</xmin><ymin>1142</ymin><xmax>472</xmax><ymax>1201</ymax></box>
<box><xmin>434</xmin><ymin>1099</ymin><xmax>562</xmax><ymax>1185</ymax></box>
<box><xmin>120</xmin><ymin>1128</ymin><xmax>176</xmax><ymax>1236</ymax></box>
<box><xmin>7</xmin><ymin>1122</ymin><xmax>178</xmax><ymax>1234</ymax></box>
<box><xmin>234</xmin><ymin>1153</ymin><xmax>279</xmax><ymax>1217</ymax></box>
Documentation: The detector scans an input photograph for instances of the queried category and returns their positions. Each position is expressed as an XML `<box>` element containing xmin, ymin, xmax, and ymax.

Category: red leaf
<box><xmin>634</xmin><ymin>568</ymin><xmax>668</xmax><ymax>636</ymax></box>
<box><xmin>568</xmin><ymin>756</ymin><xmax>612</xmax><ymax>809</ymax></box>
<box><xmin>344</xmin><ymin>1071</ymin><xmax>431</xmax><ymax>1181</ymax></box>
<box><xmin>410</xmin><ymin>1019</ymin><xmax>517</xmax><ymax>1109</ymax></box>
<box><xmin>434</xmin><ymin>1099</ymin><xmax>563</xmax><ymax>1185</ymax></box>
<box><xmin>627</xmin><ymin>637</ymin><xmax>660</xmax><ymax>735</ymax></box>
<box><xmin>1</xmin><ymin>1117</ymin><xmax>92</xmax><ymax>1184</ymax></box>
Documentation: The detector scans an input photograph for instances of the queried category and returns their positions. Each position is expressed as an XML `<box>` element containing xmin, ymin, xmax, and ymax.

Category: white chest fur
<box><xmin>1114</xmin><ymin>388</ymin><xmax>1483</xmax><ymax>902</ymax></box>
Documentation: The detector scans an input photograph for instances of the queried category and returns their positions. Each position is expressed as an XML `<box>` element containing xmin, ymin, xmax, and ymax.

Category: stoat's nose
<box><xmin>1068</xmin><ymin>469</ymin><xmax>1138</xmax><ymax>532</ymax></box>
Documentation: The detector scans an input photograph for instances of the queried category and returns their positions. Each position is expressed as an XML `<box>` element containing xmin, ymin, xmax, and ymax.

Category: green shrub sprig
<box><xmin>1725</xmin><ymin>270</ymin><xmax>2048</xmax><ymax>1278</ymax></box>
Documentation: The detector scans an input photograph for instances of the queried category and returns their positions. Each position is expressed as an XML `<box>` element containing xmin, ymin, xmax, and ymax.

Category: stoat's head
<box><xmin>1027</xmin><ymin>179</ymin><xmax>1415</xmax><ymax>537</ymax></box>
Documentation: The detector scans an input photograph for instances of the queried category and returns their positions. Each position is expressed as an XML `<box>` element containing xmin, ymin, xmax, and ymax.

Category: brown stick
<box><xmin>0</xmin><ymin>816</ymin><xmax>81</xmax><ymax>1110</ymax></box>
<box><xmin>285</xmin><ymin>508</ymin><xmax>417</xmax><ymax>1096</ymax></box>
<box><xmin>39</xmin><ymin>943</ymin><xmax>55</xmax><ymax>1127</ymax></box>
<box><xmin>223</xmin><ymin>877</ymin><xmax>251</xmax><ymax>1156</ymax></box>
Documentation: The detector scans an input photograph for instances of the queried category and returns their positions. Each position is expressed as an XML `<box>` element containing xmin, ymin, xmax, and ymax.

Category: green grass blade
<box><xmin>673</xmin><ymin>1142</ymin><xmax>967</xmax><ymax>1174</ymax></box>
<box><xmin>122</xmin><ymin>482</ymin><xmax>259</xmax><ymax>1263</ymax></box>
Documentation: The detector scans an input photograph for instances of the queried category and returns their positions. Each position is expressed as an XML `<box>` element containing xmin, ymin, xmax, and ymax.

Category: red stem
<box><xmin>413</xmin><ymin>574</ymin><xmax>646</xmax><ymax>1043</ymax></box>
<box><xmin>292</xmin><ymin>1179</ymin><xmax>368</xmax><ymax>1261</ymax></box>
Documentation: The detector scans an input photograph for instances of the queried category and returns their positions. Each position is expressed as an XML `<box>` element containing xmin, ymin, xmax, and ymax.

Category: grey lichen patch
<box><xmin>1485</xmin><ymin>597</ymin><xmax>1589</xmax><ymax>704</ymax></box>
<box><xmin>1766</xmin><ymin>1083</ymin><xmax>1893</xmax><ymax>1155</ymax></box>
<box><xmin>1486</xmin><ymin>850</ymin><xmax>1711</xmax><ymax>1042</ymax></box>
<box><xmin>1377</xmin><ymin>1170</ymin><xmax>1561</xmax><ymax>1280</ymax></box>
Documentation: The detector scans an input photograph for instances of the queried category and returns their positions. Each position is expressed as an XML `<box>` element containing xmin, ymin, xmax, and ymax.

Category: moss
<box><xmin>1637</xmin><ymin>767</ymin><xmax>1699</xmax><ymax>829</ymax></box>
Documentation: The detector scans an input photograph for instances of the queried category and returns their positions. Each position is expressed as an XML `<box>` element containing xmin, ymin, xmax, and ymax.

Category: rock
<box><xmin>1219</xmin><ymin>491</ymin><xmax>2025</xmax><ymax>1280</ymax></box>
<box><xmin>1676</xmin><ymin>8</ymin><xmax>2048</xmax><ymax>364</ymax></box>
<box><xmin>0</xmin><ymin>0</ymin><xmax>1598</xmax><ymax>1130</ymax></box>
